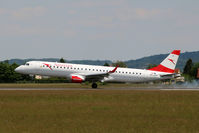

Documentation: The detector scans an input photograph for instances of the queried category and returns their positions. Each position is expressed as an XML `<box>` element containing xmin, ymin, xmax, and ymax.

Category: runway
<box><xmin>0</xmin><ymin>87</ymin><xmax>199</xmax><ymax>91</ymax></box>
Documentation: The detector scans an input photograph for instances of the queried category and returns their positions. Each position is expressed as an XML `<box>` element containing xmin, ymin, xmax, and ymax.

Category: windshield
<box><xmin>25</xmin><ymin>63</ymin><xmax>30</xmax><ymax>66</ymax></box>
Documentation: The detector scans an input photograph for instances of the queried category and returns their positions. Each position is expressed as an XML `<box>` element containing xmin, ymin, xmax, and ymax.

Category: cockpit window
<box><xmin>25</xmin><ymin>63</ymin><xmax>30</xmax><ymax>66</ymax></box>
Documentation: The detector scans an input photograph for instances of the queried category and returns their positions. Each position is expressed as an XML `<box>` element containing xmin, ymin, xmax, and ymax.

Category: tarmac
<box><xmin>0</xmin><ymin>87</ymin><xmax>199</xmax><ymax>91</ymax></box>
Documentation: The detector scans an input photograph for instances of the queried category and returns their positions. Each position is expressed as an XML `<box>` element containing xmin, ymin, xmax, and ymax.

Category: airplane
<box><xmin>15</xmin><ymin>50</ymin><xmax>180</xmax><ymax>88</ymax></box>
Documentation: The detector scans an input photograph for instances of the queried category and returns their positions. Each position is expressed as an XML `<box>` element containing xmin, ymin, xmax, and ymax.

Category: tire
<box><xmin>92</xmin><ymin>83</ymin><xmax>98</xmax><ymax>88</ymax></box>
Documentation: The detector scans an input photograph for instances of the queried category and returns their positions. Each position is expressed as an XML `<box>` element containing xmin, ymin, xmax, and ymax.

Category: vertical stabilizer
<box><xmin>148</xmin><ymin>50</ymin><xmax>180</xmax><ymax>73</ymax></box>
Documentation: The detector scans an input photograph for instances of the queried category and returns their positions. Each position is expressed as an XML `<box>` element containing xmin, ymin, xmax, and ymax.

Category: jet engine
<box><xmin>71</xmin><ymin>75</ymin><xmax>85</xmax><ymax>83</ymax></box>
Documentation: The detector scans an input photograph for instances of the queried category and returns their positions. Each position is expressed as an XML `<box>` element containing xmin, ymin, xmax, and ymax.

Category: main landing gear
<box><xmin>92</xmin><ymin>82</ymin><xmax>98</xmax><ymax>88</ymax></box>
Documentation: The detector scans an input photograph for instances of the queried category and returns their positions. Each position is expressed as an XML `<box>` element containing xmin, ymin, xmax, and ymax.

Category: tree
<box><xmin>0</xmin><ymin>62</ymin><xmax>8</xmax><ymax>82</ymax></box>
<box><xmin>112</xmin><ymin>61</ymin><xmax>127</xmax><ymax>68</ymax></box>
<box><xmin>0</xmin><ymin>62</ymin><xmax>31</xmax><ymax>83</ymax></box>
<box><xmin>183</xmin><ymin>59</ymin><xmax>193</xmax><ymax>75</ymax></box>
<box><xmin>59</xmin><ymin>58</ymin><xmax>65</xmax><ymax>63</ymax></box>
<box><xmin>4</xmin><ymin>60</ymin><xmax>9</xmax><ymax>64</ymax></box>
<box><xmin>103</xmin><ymin>62</ymin><xmax>110</xmax><ymax>66</ymax></box>
<box><xmin>190</xmin><ymin>62</ymin><xmax>199</xmax><ymax>78</ymax></box>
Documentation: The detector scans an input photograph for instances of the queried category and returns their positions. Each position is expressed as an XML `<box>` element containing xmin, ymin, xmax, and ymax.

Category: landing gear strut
<box><xmin>92</xmin><ymin>83</ymin><xmax>98</xmax><ymax>88</ymax></box>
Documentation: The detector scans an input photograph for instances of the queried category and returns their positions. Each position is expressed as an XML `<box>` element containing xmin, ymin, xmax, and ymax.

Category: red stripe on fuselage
<box><xmin>43</xmin><ymin>63</ymin><xmax>53</xmax><ymax>70</ymax></box>
<box><xmin>148</xmin><ymin>64</ymin><xmax>174</xmax><ymax>73</ymax></box>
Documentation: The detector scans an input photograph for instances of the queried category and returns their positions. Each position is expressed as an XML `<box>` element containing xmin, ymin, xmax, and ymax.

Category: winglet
<box><xmin>109</xmin><ymin>65</ymin><xmax>118</xmax><ymax>73</ymax></box>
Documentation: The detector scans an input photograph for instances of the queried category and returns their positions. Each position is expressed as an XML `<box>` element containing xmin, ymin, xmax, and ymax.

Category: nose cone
<box><xmin>15</xmin><ymin>67</ymin><xmax>20</xmax><ymax>73</ymax></box>
<box><xmin>15</xmin><ymin>66</ymin><xmax>23</xmax><ymax>73</ymax></box>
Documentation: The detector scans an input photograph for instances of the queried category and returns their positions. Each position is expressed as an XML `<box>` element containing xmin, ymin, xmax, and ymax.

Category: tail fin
<box><xmin>148</xmin><ymin>50</ymin><xmax>180</xmax><ymax>73</ymax></box>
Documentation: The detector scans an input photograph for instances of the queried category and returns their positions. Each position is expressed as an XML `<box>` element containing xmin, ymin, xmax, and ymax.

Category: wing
<box><xmin>83</xmin><ymin>72</ymin><xmax>109</xmax><ymax>82</ymax></box>
<box><xmin>72</xmin><ymin>65</ymin><xmax>118</xmax><ymax>82</ymax></box>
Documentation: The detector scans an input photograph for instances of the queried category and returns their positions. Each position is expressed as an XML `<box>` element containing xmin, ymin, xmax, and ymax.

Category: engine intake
<box><xmin>71</xmin><ymin>75</ymin><xmax>84</xmax><ymax>83</ymax></box>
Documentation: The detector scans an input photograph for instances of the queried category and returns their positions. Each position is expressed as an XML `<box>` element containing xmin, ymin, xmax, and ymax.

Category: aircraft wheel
<box><xmin>92</xmin><ymin>83</ymin><xmax>98</xmax><ymax>88</ymax></box>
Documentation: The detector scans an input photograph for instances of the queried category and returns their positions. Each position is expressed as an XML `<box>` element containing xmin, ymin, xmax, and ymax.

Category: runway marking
<box><xmin>160</xmin><ymin>89</ymin><xmax>199</xmax><ymax>91</ymax></box>
<box><xmin>0</xmin><ymin>88</ymin><xmax>76</xmax><ymax>90</ymax></box>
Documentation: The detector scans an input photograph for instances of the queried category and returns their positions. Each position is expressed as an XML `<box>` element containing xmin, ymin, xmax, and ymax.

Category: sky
<box><xmin>0</xmin><ymin>0</ymin><xmax>199</xmax><ymax>61</ymax></box>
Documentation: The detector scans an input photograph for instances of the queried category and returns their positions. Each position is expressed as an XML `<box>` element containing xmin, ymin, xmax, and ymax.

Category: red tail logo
<box><xmin>168</xmin><ymin>59</ymin><xmax>175</xmax><ymax>65</ymax></box>
<box><xmin>43</xmin><ymin>63</ymin><xmax>53</xmax><ymax>70</ymax></box>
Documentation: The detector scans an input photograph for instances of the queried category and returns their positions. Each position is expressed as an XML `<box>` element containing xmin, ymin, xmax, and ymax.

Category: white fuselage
<box><xmin>15</xmin><ymin>61</ymin><xmax>172</xmax><ymax>83</ymax></box>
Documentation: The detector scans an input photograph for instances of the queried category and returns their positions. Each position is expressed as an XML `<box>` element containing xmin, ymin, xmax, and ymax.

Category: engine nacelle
<box><xmin>71</xmin><ymin>75</ymin><xmax>85</xmax><ymax>83</ymax></box>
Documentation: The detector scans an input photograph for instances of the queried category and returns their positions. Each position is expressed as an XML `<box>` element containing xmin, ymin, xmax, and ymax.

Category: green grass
<box><xmin>0</xmin><ymin>90</ymin><xmax>199</xmax><ymax>133</ymax></box>
<box><xmin>0</xmin><ymin>83</ymin><xmax>90</xmax><ymax>88</ymax></box>
<box><xmin>0</xmin><ymin>83</ymin><xmax>151</xmax><ymax>88</ymax></box>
